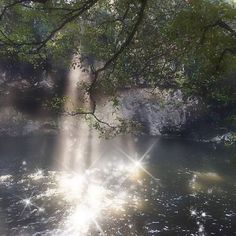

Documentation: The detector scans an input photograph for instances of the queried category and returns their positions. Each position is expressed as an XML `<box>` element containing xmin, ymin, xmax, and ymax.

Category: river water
<box><xmin>0</xmin><ymin>135</ymin><xmax>236</xmax><ymax>235</ymax></box>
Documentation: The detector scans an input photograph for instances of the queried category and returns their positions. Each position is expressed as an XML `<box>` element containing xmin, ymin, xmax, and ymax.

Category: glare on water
<box><xmin>1</xmin><ymin>55</ymin><xmax>236</xmax><ymax>235</ymax></box>
<box><xmin>3</xmin><ymin>148</ymin><xmax>152</xmax><ymax>236</ymax></box>
<box><xmin>1</xmin><ymin>135</ymin><xmax>236</xmax><ymax>235</ymax></box>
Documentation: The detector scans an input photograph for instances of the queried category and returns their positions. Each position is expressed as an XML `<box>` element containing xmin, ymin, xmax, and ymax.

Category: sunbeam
<box><xmin>50</xmin><ymin>54</ymin><xmax>145</xmax><ymax>235</ymax></box>
<box><xmin>54</xmin><ymin>54</ymin><xmax>101</xmax><ymax>172</ymax></box>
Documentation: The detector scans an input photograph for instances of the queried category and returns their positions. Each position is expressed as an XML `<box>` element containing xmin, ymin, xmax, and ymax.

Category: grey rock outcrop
<box><xmin>119</xmin><ymin>89</ymin><xmax>201</xmax><ymax>135</ymax></box>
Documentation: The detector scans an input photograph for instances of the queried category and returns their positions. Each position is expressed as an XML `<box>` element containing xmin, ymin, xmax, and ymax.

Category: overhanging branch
<box><xmin>201</xmin><ymin>19</ymin><xmax>236</xmax><ymax>44</ymax></box>
<box><xmin>96</xmin><ymin>0</ymin><xmax>148</xmax><ymax>74</ymax></box>
<box><xmin>65</xmin><ymin>0</ymin><xmax>148</xmax><ymax>128</ymax></box>
<box><xmin>90</xmin><ymin>0</ymin><xmax>147</xmax><ymax>127</ymax></box>
<box><xmin>216</xmin><ymin>47</ymin><xmax>236</xmax><ymax>70</ymax></box>
<box><xmin>0</xmin><ymin>0</ymin><xmax>99</xmax><ymax>51</ymax></box>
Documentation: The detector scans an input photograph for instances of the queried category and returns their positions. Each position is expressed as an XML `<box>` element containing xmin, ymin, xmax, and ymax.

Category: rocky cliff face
<box><xmin>119</xmin><ymin>89</ymin><xmax>201</xmax><ymax>135</ymax></box>
<box><xmin>0</xmin><ymin>107</ymin><xmax>58</xmax><ymax>137</ymax></box>
<box><xmin>0</xmin><ymin>88</ymin><xmax>202</xmax><ymax>137</ymax></box>
<box><xmin>0</xmin><ymin>61</ymin><xmax>62</xmax><ymax>136</ymax></box>
<box><xmin>0</xmin><ymin>61</ymin><xmax>203</xmax><ymax>137</ymax></box>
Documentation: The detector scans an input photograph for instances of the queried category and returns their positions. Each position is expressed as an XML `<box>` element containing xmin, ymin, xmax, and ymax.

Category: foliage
<box><xmin>169</xmin><ymin>0</ymin><xmax>236</xmax><ymax>107</ymax></box>
<box><xmin>0</xmin><ymin>0</ymin><xmax>236</xmax><ymax>128</ymax></box>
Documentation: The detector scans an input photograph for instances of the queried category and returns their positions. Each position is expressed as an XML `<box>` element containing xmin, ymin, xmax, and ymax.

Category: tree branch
<box><xmin>0</xmin><ymin>0</ymin><xmax>99</xmax><ymax>51</ymax></box>
<box><xmin>201</xmin><ymin>19</ymin><xmax>236</xmax><ymax>44</ymax></box>
<box><xmin>0</xmin><ymin>0</ymin><xmax>51</xmax><ymax>21</ymax></box>
<box><xmin>0</xmin><ymin>0</ymin><xmax>25</xmax><ymax>20</ymax></box>
<box><xmin>96</xmin><ymin>0</ymin><xmax>148</xmax><ymax>74</ymax></box>
<box><xmin>1</xmin><ymin>0</ymin><xmax>147</xmax><ymax>130</ymax></box>
<box><xmin>69</xmin><ymin>0</ymin><xmax>148</xmax><ymax>128</ymax></box>
<box><xmin>36</xmin><ymin>0</ymin><xmax>99</xmax><ymax>51</ymax></box>
<box><xmin>216</xmin><ymin>47</ymin><xmax>236</xmax><ymax>70</ymax></box>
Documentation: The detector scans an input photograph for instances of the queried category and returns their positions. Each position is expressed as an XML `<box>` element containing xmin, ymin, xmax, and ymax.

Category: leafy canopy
<box><xmin>0</xmin><ymin>0</ymin><xmax>235</xmax><ymax>110</ymax></box>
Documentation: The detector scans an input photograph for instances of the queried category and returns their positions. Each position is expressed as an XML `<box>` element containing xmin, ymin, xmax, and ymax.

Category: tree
<box><xmin>169</xmin><ymin>0</ymin><xmax>236</xmax><ymax>105</ymax></box>
<box><xmin>0</xmin><ymin>0</ymin><xmax>235</xmax><ymax>129</ymax></box>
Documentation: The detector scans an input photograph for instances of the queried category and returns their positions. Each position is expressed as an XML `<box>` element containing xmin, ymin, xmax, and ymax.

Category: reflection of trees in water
<box><xmin>68</xmin><ymin>122</ymin><xmax>93</xmax><ymax>172</ymax></box>
<box><xmin>119</xmin><ymin>134</ymin><xmax>137</xmax><ymax>157</ymax></box>
<box><xmin>85</xmin><ymin>130</ymin><xmax>92</xmax><ymax>170</ymax></box>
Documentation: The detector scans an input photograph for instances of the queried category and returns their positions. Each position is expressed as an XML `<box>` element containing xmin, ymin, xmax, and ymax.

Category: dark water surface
<box><xmin>0</xmin><ymin>135</ymin><xmax>236</xmax><ymax>235</ymax></box>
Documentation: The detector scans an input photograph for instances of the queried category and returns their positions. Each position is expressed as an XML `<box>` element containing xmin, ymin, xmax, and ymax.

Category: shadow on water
<box><xmin>0</xmin><ymin>135</ymin><xmax>57</xmax><ymax>173</ymax></box>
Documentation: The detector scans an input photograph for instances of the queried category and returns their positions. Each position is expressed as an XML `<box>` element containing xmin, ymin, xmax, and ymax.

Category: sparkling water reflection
<box><xmin>0</xmin><ymin>136</ymin><xmax>236</xmax><ymax>235</ymax></box>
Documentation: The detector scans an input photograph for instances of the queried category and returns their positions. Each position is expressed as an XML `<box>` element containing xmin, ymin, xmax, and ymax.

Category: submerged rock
<box><xmin>202</xmin><ymin>132</ymin><xmax>236</xmax><ymax>145</ymax></box>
